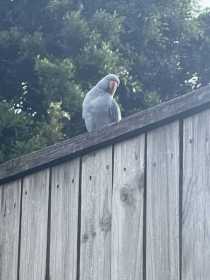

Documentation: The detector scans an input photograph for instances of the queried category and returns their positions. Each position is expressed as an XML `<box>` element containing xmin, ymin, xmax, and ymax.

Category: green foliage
<box><xmin>0</xmin><ymin>100</ymin><xmax>63</xmax><ymax>162</ymax></box>
<box><xmin>0</xmin><ymin>0</ymin><xmax>210</xmax><ymax>163</ymax></box>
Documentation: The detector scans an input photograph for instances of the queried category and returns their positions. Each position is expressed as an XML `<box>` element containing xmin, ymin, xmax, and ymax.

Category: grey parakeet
<box><xmin>82</xmin><ymin>74</ymin><xmax>121</xmax><ymax>132</ymax></box>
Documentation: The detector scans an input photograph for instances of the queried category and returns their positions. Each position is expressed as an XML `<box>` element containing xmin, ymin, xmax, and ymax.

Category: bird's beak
<box><xmin>109</xmin><ymin>80</ymin><xmax>118</xmax><ymax>95</ymax></box>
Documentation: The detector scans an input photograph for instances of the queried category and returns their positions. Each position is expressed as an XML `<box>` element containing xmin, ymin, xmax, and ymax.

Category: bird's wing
<box><xmin>109</xmin><ymin>100</ymin><xmax>121</xmax><ymax>123</ymax></box>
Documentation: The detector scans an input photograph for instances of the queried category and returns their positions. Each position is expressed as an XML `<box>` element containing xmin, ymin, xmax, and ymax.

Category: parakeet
<box><xmin>82</xmin><ymin>74</ymin><xmax>121</xmax><ymax>132</ymax></box>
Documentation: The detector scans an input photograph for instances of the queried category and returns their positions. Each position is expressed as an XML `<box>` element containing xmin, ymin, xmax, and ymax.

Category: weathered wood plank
<box><xmin>182</xmin><ymin>110</ymin><xmax>210</xmax><ymax>279</ymax></box>
<box><xmin>111</xmin><ymin>135</ymin><xmax>145</xmax><ymax>280</ymax></box>
<box><xmin>80</xmin><ymin>147</ymin><xmax>112</xmax><ymax>280</ymax></box>
<box><xmin>147</xmin><ymin>122</ymin><xmax>180</xmax><ymax>280</ymax></box>
<box><xmin>19</xmin><ymin>169</ymin><xmax>49</xmax><ymax>280</ymax></box>
<box><xmin>0</xmin><ymin>180</ymin><xmax>21</xmax><ymax>280</ymax></box>
<box><xmin>1</xmin><ymin>85</ymin><xmax>210</xmax><ymax>184</ymax></box>
<box><xmin>50</xmin><ymin>159</ymin><xmax>80</xmax><ymax>280</ymax></box>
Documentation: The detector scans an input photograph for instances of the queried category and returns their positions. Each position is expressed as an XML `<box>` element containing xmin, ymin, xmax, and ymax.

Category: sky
<box><xmin>199</xmin><ymin>0</ymin><xmax>210</xmax><ymax>8</ymax></box>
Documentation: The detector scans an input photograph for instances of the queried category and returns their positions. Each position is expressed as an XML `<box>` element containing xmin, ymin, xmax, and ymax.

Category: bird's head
<box><xmin>97</xmin><ymin>74</ymin><xmax>120</xmax><ymax>96</ymax></box>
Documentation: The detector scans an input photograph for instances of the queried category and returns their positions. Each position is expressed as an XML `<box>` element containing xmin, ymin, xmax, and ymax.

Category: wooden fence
<box><xmin>1</xmin><ymin>85</ymin><xmax>210</xmax><ymax>280</ymax></box>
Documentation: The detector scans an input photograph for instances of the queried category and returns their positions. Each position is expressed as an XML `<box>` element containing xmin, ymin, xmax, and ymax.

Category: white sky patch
<box><xmin>199</xmin><ymin>0</ymin><xmax>210</xmax><ymax>9</ymax></box>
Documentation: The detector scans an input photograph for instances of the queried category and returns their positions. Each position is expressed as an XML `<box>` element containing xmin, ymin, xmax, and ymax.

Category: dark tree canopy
<box><xmin>0</xmin><ymin>0</ymin><xmax>209</xmax><ymax>162</ymax></box>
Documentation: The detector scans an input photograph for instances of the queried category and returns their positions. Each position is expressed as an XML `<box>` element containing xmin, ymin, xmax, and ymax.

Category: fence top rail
<box><xmin>0</xmin><ymin>85</ymin><xmax>210</xmax><ymax>185</ymax></box>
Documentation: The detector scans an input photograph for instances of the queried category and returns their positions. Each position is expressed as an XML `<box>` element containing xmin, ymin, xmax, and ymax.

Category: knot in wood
<box><xmin>100</xmin><ymin>214</ymin><xmax>112</xmax><ymax>234</ymax></box>
<box><xmin>120</xmin><ymin>187</ymin><xmax>135</xmax><ymax>206</ymax></box>
<box><xmin>120</xmin><ymin>191</ymin><xmax>128</xmax><ymax>202</ymax></box>
<box><xmin>82</xmin><ymin>233</ymin><xmax>89</xmax><ymax>243</ymax></box>
<box><xmin>91</xmin><ymin>231</ymin><xmax>97</xmax><ymax>238</ymax></box>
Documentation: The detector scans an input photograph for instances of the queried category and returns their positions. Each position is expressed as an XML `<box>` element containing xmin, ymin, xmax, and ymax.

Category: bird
<box><xmin>82</xmin><ymin>74</ymin><xmax>121</xmax><ymax>132</ymax></box>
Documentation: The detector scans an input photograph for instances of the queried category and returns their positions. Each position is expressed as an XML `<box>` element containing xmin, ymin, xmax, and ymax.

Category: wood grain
<box><xmin>50</xmin><ymin>159</ymin><xmax>80</xmax><ymax>280</ymax></box>
<box><xmin>111</xmin><ymin>135</ymin><xmax>145</xmax><ymax>280</ymax></box>
<box><xmin>182</xmin><ymin>110</ymin><xmax>210</xmax><ymax>279</ymax></box>
<box><xmin>1</xmin><ymin>85</ymin><xmax>210</xmax><ymax>184</ymax></box>
<box><xmin>0</xmin><ymin>180</ymin><xmax>21</xmax><ymax>280</ymax></box>
<box><xmin>19</xmin><ymin>169</ymin><xmax>49</xmax><ymax>280</ymax></box>
<box><xmin>147</xmin><ymin>122</ymin><xmax>180</xmax><ymax>280</ymax></box>
<box><xmin>80</xmin><ymin>147</ymin><xmax>112</xmax><ymax>280</ymax></box>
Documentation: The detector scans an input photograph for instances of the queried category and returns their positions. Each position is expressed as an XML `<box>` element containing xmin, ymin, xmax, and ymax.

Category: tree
<box><xmin>0</xmin><ymin>0</ymin><xmax>209</xmax><ymax>163</ymax></box>
<box><xmin>180</xmin><ymin>9</ymin><xmax>210</xmax><ymax>88</ymax></box>
<box><xmin>0</xmin><ymin>0</ymin><xmax>125</xmax><ymax>162</ymax></box>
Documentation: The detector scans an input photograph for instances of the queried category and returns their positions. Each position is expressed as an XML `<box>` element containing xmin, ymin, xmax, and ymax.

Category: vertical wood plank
<box><xmin>50</xmin><ymin>159</ymin><xmax>80</xmax><ymax>280</ymax></box>
<box><xmin>182</xmin><ymin>110</ymin><xmax>210</xmax><ymax>279</ymax></box>
<box><xmin>80</xmin><ymin>146</ymin><xmax>112</xmax><ymax>280</ymax></box>
<box><xmin>19</xmin><ymin>169</ymin><xmax>49</xmax><ymax>280</ymax></box>
<box><xmin>147</xmin><ymin>122</ymin><xmax>180</xmax><ymax>280</ymax></box>
<box><xmin>0</xmin><ymin>180</ymin><xmax>21</xmax><ymax>280</ymax></box>
<box><xmin>112</xmin><ymin>135</ymin><xmax>145</xmax><ymax>280</ymax></box>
